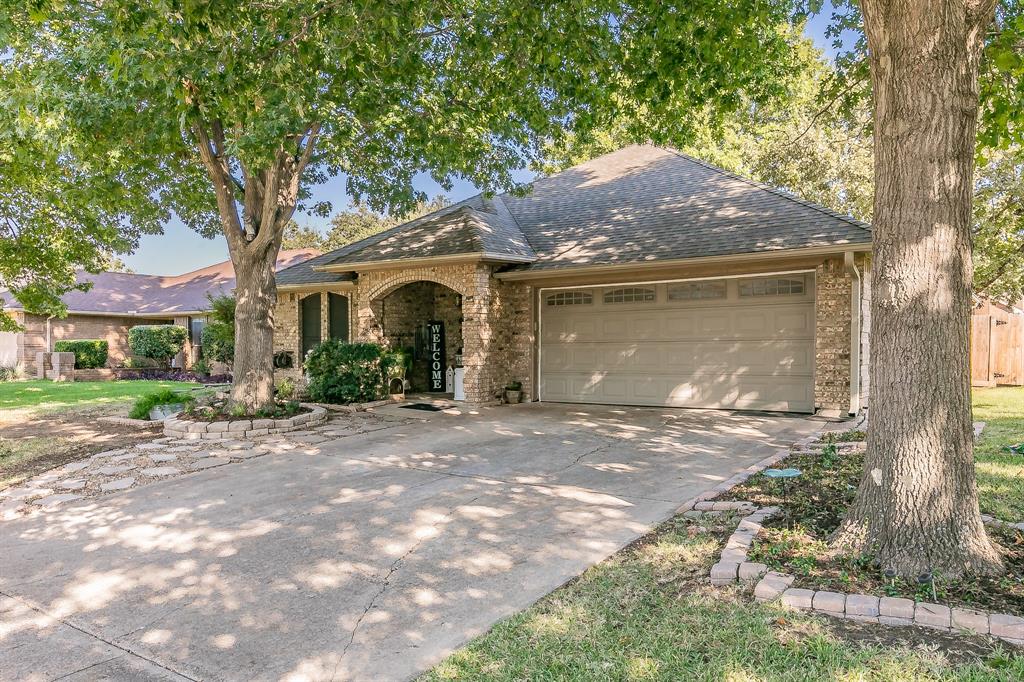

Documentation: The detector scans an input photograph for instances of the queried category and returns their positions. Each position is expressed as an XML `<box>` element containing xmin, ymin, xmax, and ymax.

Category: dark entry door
<box><xmin>328</xmin><ymin>293</ymin><xmax>349</xmax><ymax>341</ymax></box>
<box><xmin>301</xmin><ymin>293</ymin><xmax>321</xmax><ymax>358</ymax></box>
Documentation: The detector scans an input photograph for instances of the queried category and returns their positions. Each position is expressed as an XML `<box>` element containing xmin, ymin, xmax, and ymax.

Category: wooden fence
<box><xmin>972</xmin><ymin>309</ymin><xmax>1024</xmax><ymax>387</ymax></box>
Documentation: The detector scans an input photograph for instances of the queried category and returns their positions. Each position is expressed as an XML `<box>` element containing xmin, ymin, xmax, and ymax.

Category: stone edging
<box><xmin>689</xmin><ymin>429</ymin><xmax>1024</xmax><ymax>647</ymax></box>
<box><xmin>164</xmin><ymin>404</ymin><xmax>328</xmax><ymax>439</ymax></box>
<box><xmin>96</xmin><ymin>416</ymin><xmax>163</xmax><ymax>429</ymax></box>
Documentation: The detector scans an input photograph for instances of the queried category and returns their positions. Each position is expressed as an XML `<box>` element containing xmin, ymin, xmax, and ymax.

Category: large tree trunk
<box><xmin>833</xmin><ymin>0</ymin><xmax>1002</xmax><ymax>578</ymax></box>
<box><xmin>192</xmin><ymin>122</ymin><xmax>319</xmax><ymax>414</ymax></box>
<box><xmin>230</xmin><ymin>243</ymin><xmax>279</xmax><ymax>413</ymax></box>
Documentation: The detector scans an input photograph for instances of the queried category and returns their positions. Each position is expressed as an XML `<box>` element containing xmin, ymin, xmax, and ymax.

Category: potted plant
<box><xmin>504</xmin><ymin>380</ymin><xmax>523</xmax><ymax>404</ymax></box>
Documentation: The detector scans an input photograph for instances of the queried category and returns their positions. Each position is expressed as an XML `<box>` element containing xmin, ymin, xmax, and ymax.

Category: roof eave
<box><xmin>494</xmin><ymin>243</ymin><xmax>872</xmax><ymax>281</ymax></box>
<box><xmin>277</xmin><ymin>280</ymin><xmax>358</xmax><ymax>293</ymax></box>
<box><xmin>315</xmin><ymin>252</ymin><xmax>536</xmax><ymax>273</ymax></box>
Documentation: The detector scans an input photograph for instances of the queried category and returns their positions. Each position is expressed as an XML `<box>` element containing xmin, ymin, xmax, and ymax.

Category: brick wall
<box><xmin>814</xmin><ymin>258</ymin><xmax>855</xmax><ymax>415</ymax></box>
<box><xmin>15</xmin><ymin>312</ymin><xmax>173</xmax><ymax>375</ymax></box>
<box><xmin>349</xmin><ymin>262</ymin><xmax>534</xmax><ymax>403</ymax></box>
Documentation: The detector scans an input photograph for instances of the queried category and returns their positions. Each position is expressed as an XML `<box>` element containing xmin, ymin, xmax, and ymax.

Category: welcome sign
<box><xmin>426</xmin><ymin>321</ymin><xmax>445</xmax><ymax>391</ymax></box>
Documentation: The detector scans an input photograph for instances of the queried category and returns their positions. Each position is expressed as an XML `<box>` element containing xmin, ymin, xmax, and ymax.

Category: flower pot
<box><xmin>505</xmin><ymin>390</ymin><xmax>522</xmax><ymax>404</ymax></box>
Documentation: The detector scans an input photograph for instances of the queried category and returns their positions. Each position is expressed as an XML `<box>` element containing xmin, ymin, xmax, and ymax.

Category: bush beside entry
<box><xmin>128</xmin><ymin>325</ymin><xmax>188</xmax><ymax>366</ymax></box>
<box><xmin>201</xmin><ymin>294</ymin><xmax>235</xmax><ymax>366</ymax></box>
<box><xmin>53</xmin><ymin>339</ymin><xmax>108</xmax><ymax>369</ymax></box>
<box><xmin>304</xmin><ymin>341</ymin><xmax>405</xmax><ymax>404</ymax></box>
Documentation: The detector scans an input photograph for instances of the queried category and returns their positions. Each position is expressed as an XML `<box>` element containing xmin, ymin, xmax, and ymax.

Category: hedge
<box><xmin>53</xmin><ymin>339</ymin><xmax>108</xmax><ymax>369</ymax></box>
<box><xmin>128</xmin><ymin>325</ymin><xmax>188</xmax><ymax>364</ymax></box>
<box><xmin>304</xmin><ymin>341</ymin><xmax>405</xmax><ymax>404</ymax></box>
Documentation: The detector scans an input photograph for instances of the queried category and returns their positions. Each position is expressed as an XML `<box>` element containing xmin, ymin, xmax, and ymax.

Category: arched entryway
<box><xmin>375</xmin><ymin>281</ymin><xmax>463</xmax><ymax>394</ymax></box>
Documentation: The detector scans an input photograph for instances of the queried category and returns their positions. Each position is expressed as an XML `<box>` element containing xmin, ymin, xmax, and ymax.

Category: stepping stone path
<box><xmin>191</xmin><ymin>458</ymin><xmax>230</xmax><ymax>471</ymax></box>
<box><xmin>142</xmin><ymin>467</ymin><xmax>178</xmax><ymax>477</ymax></box>
<box><xmin>97</xmin><ymin>465</ymin><xmax>135</xmax><ymax>476</ymax></box>
<box><xmin>0</xmin><ymin>410</ymin><xmax>409</xmax><ymax>520</ymax></box>
<box><xmin>33</xmin><ymin>494</ymin><xmax>83</xmax><ymax>508</ymax></box>
<box><xmin>100</xmin><ymin>477</ymin><xmax>136</xmax><ymax>492</ymax></box>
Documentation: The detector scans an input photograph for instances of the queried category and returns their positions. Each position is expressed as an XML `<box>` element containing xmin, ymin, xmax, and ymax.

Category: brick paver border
<box><xmin>689</xmin><ymin>422</ymin><xmax>1024</xmax><ymax>648</ymax></box>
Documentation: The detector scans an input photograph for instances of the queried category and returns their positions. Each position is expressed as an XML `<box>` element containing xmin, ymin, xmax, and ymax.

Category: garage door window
<box><xmin>546</xmin><ymin>291</ymin><xmax>593</xmax><ymax>306</ymax></box>
<box><xmin>668</xmin><ymin>281</ymin><xmax>727</xmax><ymax>300</ymax></box>
<box><xmin>603</xmin><ymin>287</ymin><xmax>655</xmax><ymax>304</ymax></box>
<box><xmin>739</xmin><ymin>277</ymin><xmax>805</xmax><ymax>297</ymax></box>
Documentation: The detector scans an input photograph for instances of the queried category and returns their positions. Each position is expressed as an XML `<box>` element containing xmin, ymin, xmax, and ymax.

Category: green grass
<box><xmin>0</xmin><ymin>379</ymin><xmax>200</xmax><ymax>416</ymax></box>
<box><xmin>424</xmin><ymin>516</ymin><xmax>1024</xmax><ymax>681</ymax></box>
<box><xmin>974</xmin><ymin>387</ymin><xmax>1024</xmax><ymax>522</ymax></box>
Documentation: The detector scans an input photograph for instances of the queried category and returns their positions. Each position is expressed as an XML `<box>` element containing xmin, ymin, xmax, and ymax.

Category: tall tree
<box><xmin>831</xmin><ymin>0</ymin><xmax>1006</xmax><ymax>578</ymax></box>
<box><xmin>6</xmin><ymin>0</ymin><xmax>800</xmax><ymax>412</ymax></box>
<box><xmin>538</xmin><ymin>27</ymin><xmax>875</xmax><ymax>221</ymax></box>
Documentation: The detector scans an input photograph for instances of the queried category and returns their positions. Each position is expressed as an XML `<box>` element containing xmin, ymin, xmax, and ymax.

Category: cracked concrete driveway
<box><xmin>0</xmin><ymin>403</ymin><xmax>819</xmax><ymax>682</ymax></box>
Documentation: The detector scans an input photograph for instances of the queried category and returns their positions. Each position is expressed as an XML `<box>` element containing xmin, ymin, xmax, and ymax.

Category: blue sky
<box><xmin>124</xmin><ymin>5</ymin><xmax>849</xmax><ymax>275</ymax></box>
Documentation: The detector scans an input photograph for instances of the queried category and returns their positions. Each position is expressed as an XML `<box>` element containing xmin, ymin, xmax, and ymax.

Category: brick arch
<box><xmin>365</xmin><ymin>273</ymin><xmax>470</xmax><ymax>303</ymax></box>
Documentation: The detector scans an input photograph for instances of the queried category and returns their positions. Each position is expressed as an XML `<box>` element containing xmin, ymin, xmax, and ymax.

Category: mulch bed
<box><xmin>719</xmin><ymin>432</ymin><xmax>1024</xmax><ymax>617</ymax></box>
<box><xmin>177</xmin><ymin>401</ymin><xmax>310</xmax><ymax>422</ymax></box>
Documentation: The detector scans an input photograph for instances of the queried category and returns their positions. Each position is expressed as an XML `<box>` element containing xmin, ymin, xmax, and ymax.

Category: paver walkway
<box><xmin>0</xmin><ymin>403</ymin><xmax>819</xmax><ymax>681</ymax></box>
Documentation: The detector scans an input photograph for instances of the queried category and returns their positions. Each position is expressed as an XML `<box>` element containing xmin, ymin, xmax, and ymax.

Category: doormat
<box><xmin>399</xmin><ymin>403</ymin><xmax>445</xmax><ymax>412</ymax></box>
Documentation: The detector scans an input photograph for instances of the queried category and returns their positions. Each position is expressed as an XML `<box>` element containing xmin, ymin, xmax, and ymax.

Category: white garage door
<box><xmin>539</xmin><ymin>275</ymin><xmax>815</xmax><ymax>412</ymax></box>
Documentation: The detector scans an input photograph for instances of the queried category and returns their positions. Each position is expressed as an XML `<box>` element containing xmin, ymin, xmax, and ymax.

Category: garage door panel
<box><xmin>541</xmin><ymin>281</ymin><xmax>815</xmax><ymax>412</ymax></box>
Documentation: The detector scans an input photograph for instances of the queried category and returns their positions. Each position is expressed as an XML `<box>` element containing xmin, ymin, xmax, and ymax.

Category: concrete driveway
<box><xmin>0</xmin><ymin>403</ymin><xmax>819</xmax><ymax>681</ymax></box>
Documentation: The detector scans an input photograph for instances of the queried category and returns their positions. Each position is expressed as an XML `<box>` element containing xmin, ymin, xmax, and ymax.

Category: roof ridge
<box><xmin>660</xmin><ymin>146</ymin><xmax>872</xmax><ymax>233</ymax></box>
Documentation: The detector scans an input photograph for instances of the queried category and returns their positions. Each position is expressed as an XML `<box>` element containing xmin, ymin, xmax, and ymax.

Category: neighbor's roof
<box><xmin>278</xmin><ymin>144</ymin><xmax>871</xmax><ymax>285</ymax></box>
<box><xmin>1</xmin><ymin>249</ymin><xmax>320</xmax><ymax>316</ymax></box>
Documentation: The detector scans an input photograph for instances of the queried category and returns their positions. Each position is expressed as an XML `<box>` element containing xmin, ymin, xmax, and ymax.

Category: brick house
<box><xmin>1</xmin><ymin>250</ymin><xmax>319</xmax><ymax>376</ymax></box>
<box><xmin>274</xmin><ymin>145</ymin><xmax>871</xmax><ymax>417</ymax></box>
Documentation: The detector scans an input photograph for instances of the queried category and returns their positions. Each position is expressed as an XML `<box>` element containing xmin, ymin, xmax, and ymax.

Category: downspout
<box><xmin>46</xmin><ymin>316</ymin><xmax>52</xmax><ymax>351</ymax></box>
<box><xmin>843</xmin><ymin>252</ymin><xmax>862</xmax><ymax>415</ymax></box>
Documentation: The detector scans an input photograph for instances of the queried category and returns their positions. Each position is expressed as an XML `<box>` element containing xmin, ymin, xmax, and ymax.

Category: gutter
<box><xmin>844</xmin><ymin>251</ymin><xmax>862</xmax><ymax>416</ymax></box>
<box><xmin>494</xmin><ymin>243</ymin><xmax>872</xmax><ymax>281</ymax></box>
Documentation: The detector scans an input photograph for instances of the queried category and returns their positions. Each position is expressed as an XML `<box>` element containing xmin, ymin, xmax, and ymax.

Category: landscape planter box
<box><xmin>163</xmin><ymin>403</ymin><xmax>328</xmax><ymax>439</ymax></box>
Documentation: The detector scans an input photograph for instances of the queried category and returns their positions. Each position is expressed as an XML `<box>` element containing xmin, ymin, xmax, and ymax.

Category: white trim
<box><xmin>495</xmin><ymin>244</ymin><xmax>870</xmax><ymax>281</ymax></box>
<box><xmin>844</xmin><ymin>252</ymin><xmax>862</xmax><ymax>415</ymax></box>
<box><xmin>538</xmin><ymin>269</ymin><xmax>816</xmax><ymax>292</ymax></box>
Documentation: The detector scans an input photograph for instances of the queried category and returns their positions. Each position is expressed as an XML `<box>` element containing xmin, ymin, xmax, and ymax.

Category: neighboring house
<box><xmin>274</xmin><ymin>145</ymin><xmax>872</xmax><ymax>416</ymax></box>
<box><xmin>972</xmin><ymin>296</ymin><xmax>1024</xmax><ymax>387</ymax></box>
<box><xmin>0</xmin><ymin>249</ymin><xmax>319</xmax><ymax>376</ymax></box>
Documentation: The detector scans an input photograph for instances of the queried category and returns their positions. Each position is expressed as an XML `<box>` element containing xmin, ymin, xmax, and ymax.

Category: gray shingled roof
<box><xmin>279</xmin><ymin>144</ymin><xmax>870</xmax><ymax>285</ymax></box>
<box><xmin>325</xmin><ymin>195</ymin><xmax>534</xmax><ymax>266</ymax></box>
<box><xmin>502</xmin><ymin>145</ymin><xmax>871</xmax><ymax>270</ymax></box>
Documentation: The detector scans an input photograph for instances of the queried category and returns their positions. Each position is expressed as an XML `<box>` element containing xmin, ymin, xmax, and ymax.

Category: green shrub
<box><xmin>201</xmin><ymin>321</ymin><xmax>234</xmax><ymax>365</ymax></box>
<box><xmin>304</xmin><ymin>340</ymin><xmax>404</xmax><ymax>404</ymax></box>
<box><xmin>200</xmin><ymin>294</ymin><xmax>235</xmax><ymax>365</ymax></box>
<box><xmin>54</xmin><ymin>339</ymin><xmax>108</xmax><ymax>369</ymax></box>
<box><xmin>129</xmin><ymin>389</ymin><xmax>194</xmax><ymax>420</ymax></box>
<box><xmin>128</xmin><ymin>325</ymin><xmax>188</xmax><ymax>365</ymax></box>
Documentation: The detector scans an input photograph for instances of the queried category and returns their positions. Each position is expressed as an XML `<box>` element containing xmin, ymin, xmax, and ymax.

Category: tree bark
<box><xmin>230</xmin><ymin>241</ymin><xmax>280</xmax><ymax>412</ymax></box>
<box><xmin>833</xmin><ymin>0</ymin><xmax>1003</xmax><ymax>578</ymax></box>
<box><xmin>192</xmin><ymin>121</ymin><xmax>320</xmax><ymax>414</ymax></box>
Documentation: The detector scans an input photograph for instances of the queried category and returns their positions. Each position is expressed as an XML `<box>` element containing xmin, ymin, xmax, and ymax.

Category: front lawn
<box><xmin>0</xmin><ymin>379</ymin><xmax>201</xmax><ymax>417</ymax></box>
<box><xmin>426</xmin><ymin>514</ymin><xmax>1024</xmax><ymax>681</ymax></box>
<box><xmin>974</xmin><ymin>387</ymin><xmax>1024</xmax><ymax>522</ymax></box>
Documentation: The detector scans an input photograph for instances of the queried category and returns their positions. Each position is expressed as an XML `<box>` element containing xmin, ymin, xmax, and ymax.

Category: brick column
<box><xmin>815</xmin><ymin>258</ymin><xmax>853</xmax><ymax>415</ymax></box>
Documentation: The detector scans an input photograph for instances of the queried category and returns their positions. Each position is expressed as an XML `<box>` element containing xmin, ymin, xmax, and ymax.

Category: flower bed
<box><xmin>713</xmin><ymin>428</ymin><xmax>1024</xmax><ymax>622</ymax></box>
<box><xmin>164</xmin><ymin>403</ymin><xmax>327</xmax><ymax>439</ymax></box>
